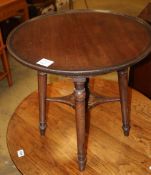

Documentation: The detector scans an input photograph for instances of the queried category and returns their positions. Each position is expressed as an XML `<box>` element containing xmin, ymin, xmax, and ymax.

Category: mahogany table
<box><xmin>7</xmin><ymin>10</ymin><xmax>151</xmax><ymax>171</ymax></box>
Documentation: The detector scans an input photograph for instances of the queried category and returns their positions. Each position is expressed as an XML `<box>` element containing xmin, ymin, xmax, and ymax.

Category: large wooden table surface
<box><xmin>7</xmin><ymin>78</ymin><xmax>151</xmax><ymax>175</ymax></box>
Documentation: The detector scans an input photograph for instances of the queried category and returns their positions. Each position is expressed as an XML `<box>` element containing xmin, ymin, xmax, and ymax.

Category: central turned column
<box><xmin>73</xmin><ymin>77</ymin><xmax>87</xmax><ymax>171</ymax></box>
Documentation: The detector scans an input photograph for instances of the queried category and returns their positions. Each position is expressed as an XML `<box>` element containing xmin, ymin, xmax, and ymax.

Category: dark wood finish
<box><xmin>129</xmin><ymin>3</ymin><xmax>151</xmax><ymax>98</ymax></box>
<box><xmin>38</xmin><ymin>72</ymin><xmax>122</xmax><ymax>171</ymax></box>
<box><xmin>38</xmin><ymin>71</ymin><xmax>47</xmax><ymax>135</ymax></box>
<box><xmin>118</xmin><ymin>68</ymin><xmax>130</xmax><ymax>136</ymax></box>
<box><xmin>139</xmin><ymin>3</ymin><xmax>151</xmax><ymax>23</ymax></box>
<box><xmin>7</xmin><ymin>78</ymin><xmax>151</xmax><ymax>175</ymax></box>
<box><xmin>7</xmin><ymin>10</ymin><xmax>151</xmax><ymax>76</ymax></box>
<box><xmin>6</xmin><ymin>10</ymin><xmax>151</xmax><ymax>171</ymax></box>
<box><xmin>129</xmin><ymin>55</ymin><xmax>151</xmax><ymax>98</ymax></box>
<box><xmin>74</xmin><ymin>77</ymin><xmax>86</xmax><ymax>171</ymax></box>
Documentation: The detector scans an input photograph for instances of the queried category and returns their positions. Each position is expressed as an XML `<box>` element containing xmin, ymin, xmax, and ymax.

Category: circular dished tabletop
<box><xmin>7</xmin><ymin>78</ymin><xmax>151</xmax><ymax>175</ymax></box>
<box><xmin>7</xmin><ymin>10</ymin><xmax>151</xmax><ymax>76</ymax></box>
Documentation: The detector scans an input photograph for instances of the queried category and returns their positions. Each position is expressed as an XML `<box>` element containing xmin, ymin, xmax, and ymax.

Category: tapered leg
<box><xmin>74</xmin><ymin>77</ymin><xmax>87</xmax><ymax>171</ymax></box>
<box><xmin>38</xmin><ymin>71</ymin><xmax>47</xmax><ymax>136</ymax></box>
<box><xmin>118</xmin><ymin>68</ymin><xmax>130</xmax><ymax>136</ymax></box>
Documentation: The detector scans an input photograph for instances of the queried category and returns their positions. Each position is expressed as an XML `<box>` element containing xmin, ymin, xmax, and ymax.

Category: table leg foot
<box><xmin>78</xmin><ymin>155</ymin><xmax>86</xmax><ymax>171</ymax></box>
<box><xmin>40</xmin><ymin>123</ymin><xmax>47</xmax><ymax>136</ymax></box>
<box><xmin>122</xmin><ymin>125</ymin><xmax>130</xmax><ymax>136</ymax></box>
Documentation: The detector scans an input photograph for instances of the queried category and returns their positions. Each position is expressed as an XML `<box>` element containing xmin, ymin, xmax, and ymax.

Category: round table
<box><xmin>7</xmin><ymin>10</ymin><xmax>151</xmax><ymax>171</ymax></box>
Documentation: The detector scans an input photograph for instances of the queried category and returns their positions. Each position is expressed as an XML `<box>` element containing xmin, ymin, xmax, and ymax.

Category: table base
<box><xmin>38</xmin><ymin>69</ymin><xmax>130</xmax><ymax>170</ymax></box>
<box><xmin>7</xmin><ymin>78</ymin><xmax>151</xmax><ymax>175</ymax></box>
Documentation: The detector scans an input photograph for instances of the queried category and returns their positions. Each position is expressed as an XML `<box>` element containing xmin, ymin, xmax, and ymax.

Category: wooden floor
<box><xmin>7</xmin><ymin>78</ymin><xmax>151</xmax><ymax>175</ymax></box>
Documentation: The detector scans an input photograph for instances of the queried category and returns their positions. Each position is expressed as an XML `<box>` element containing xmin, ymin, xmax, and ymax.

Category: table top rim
<box><xmin>7</xmin><ymin>9</ymin><xmax>151</xmax><ymax>76</ymax></box>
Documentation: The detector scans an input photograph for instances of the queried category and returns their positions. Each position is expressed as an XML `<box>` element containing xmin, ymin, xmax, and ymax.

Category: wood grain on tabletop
<box><xmin>7</xmin><ymin>78</ymin><xmax>151</xmax><ymax>175</ymax></box>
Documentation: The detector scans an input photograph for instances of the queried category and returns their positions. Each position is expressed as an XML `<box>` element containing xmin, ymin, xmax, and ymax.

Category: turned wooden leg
<box><xmin>74</xmin><ymin>77</ymin><xmax>87</xmax><ymax>171</ymax></box>
<box><xmin>118</xmin><ymin>68</ymin><xmax>130</xmax><ymax>136</ymax></box>
<box><xmin>38</xmin><ymin>71</ymin><xmax>47</xmax><ymax>136</ymax></box>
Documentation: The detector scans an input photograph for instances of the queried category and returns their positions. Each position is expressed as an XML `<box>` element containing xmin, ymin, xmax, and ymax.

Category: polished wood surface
<box><xmin>7</xmin><ymin>10</ymin><xmax>151</xmax><ymax>76</ymax></box>
<box><xmin>7</xmin><ymin>78</ymin><xmax>151</xmax><ymax>175</ymax></box>
<box><xmin>37</xmin><ymin>71</ymin><xmax>129</xmax><ymax>171</ymax></box>
<box><xmin>6</xmin><ymin>10</ymin><xmax>151</xmax><ymax>171</ymax></box>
